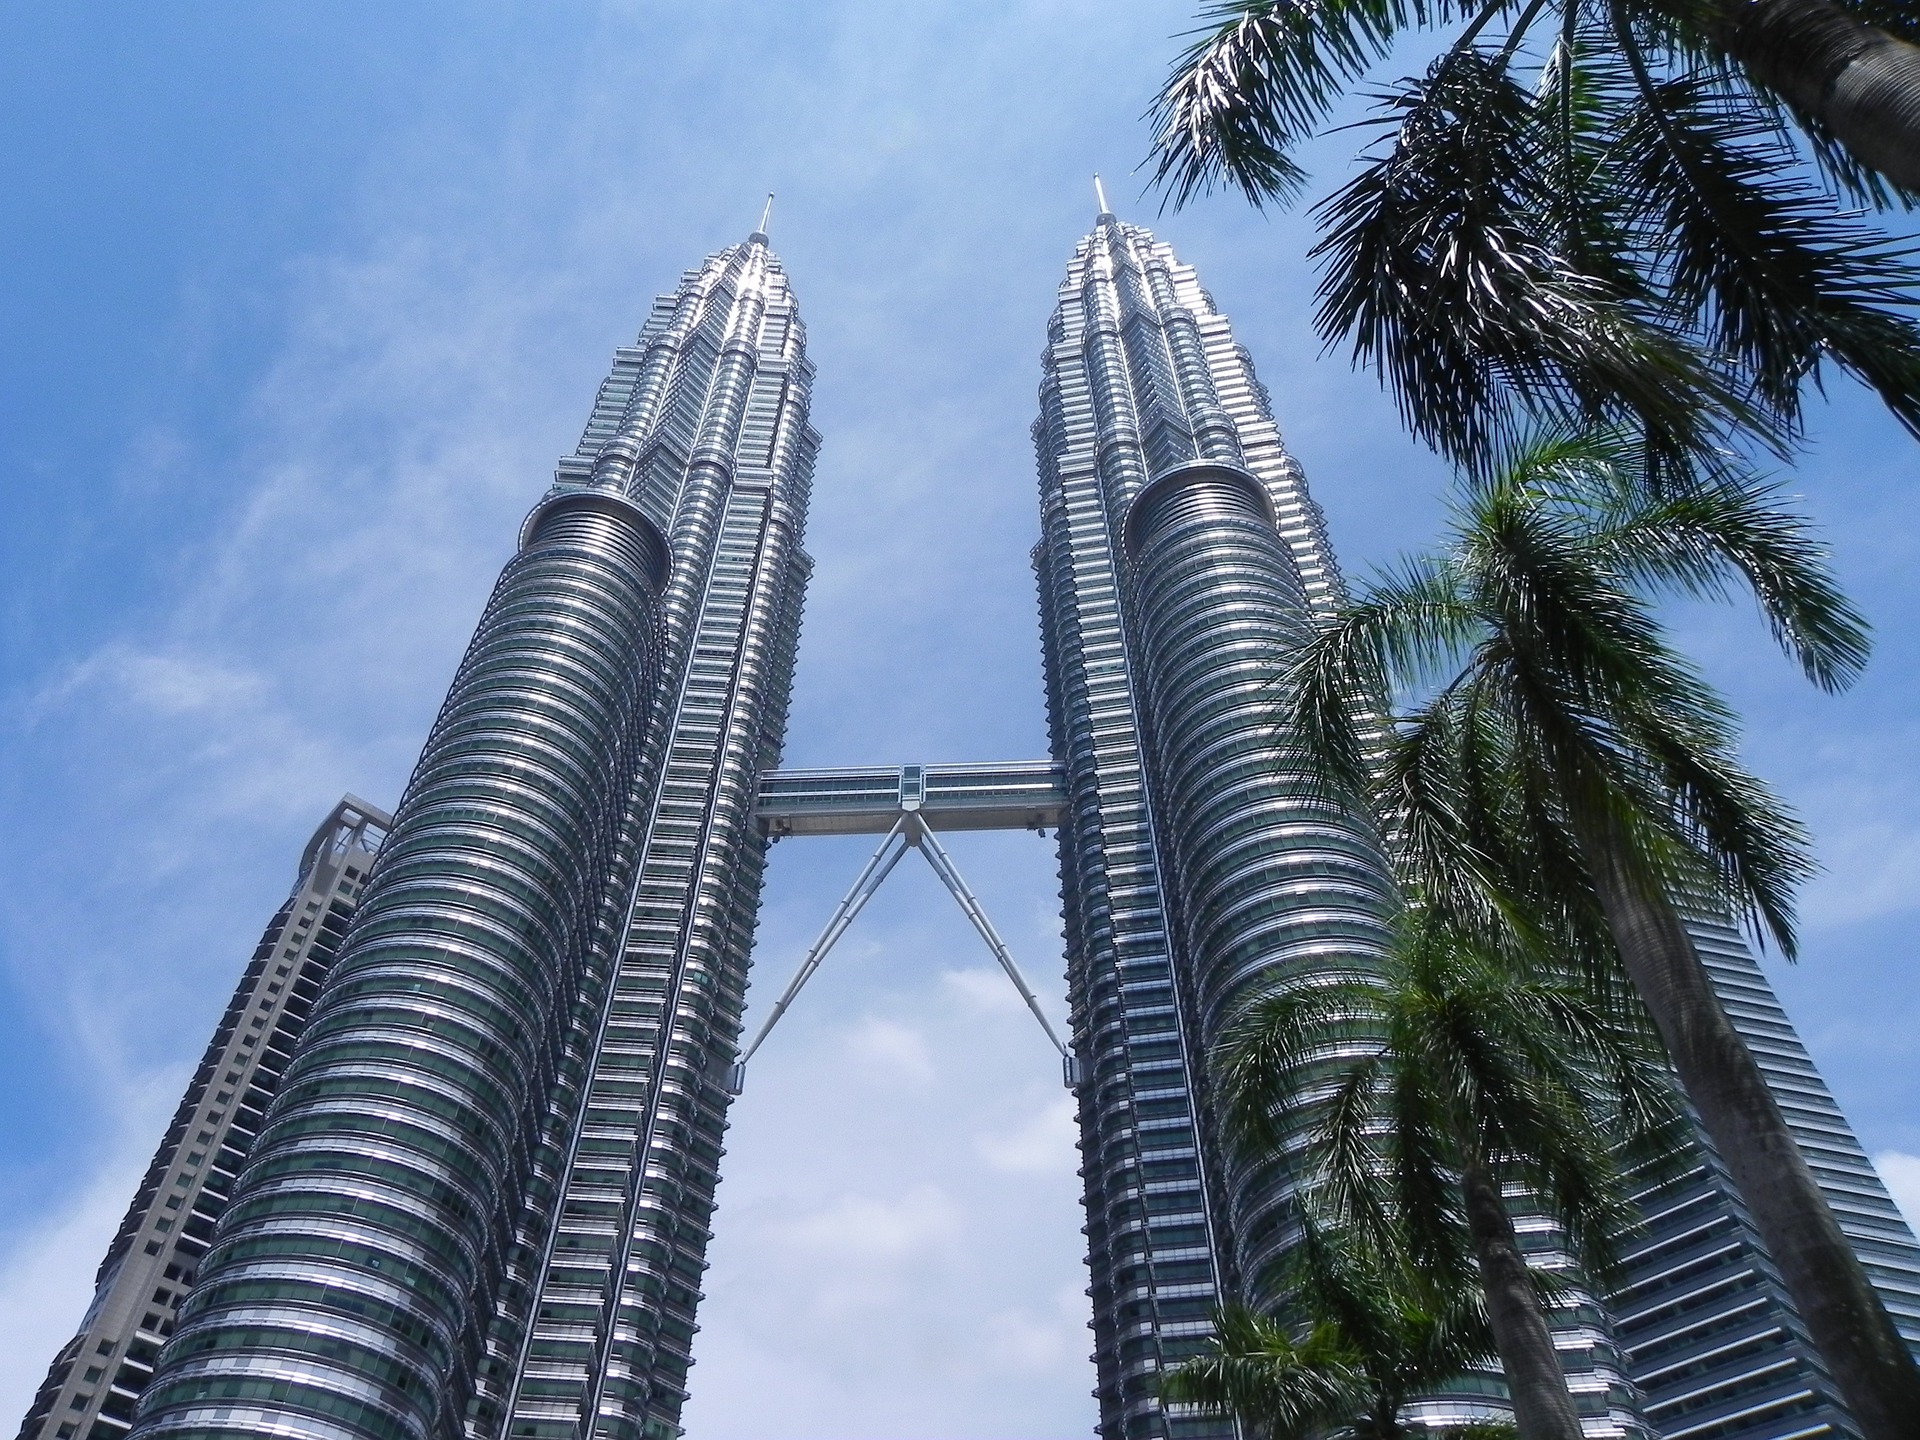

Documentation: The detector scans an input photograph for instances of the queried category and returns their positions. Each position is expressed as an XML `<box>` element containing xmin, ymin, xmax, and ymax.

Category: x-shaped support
<box><xmin>729</xmin><ymin>812</ymin><xmax>1078</xmax><ymax>1092</ymax></box>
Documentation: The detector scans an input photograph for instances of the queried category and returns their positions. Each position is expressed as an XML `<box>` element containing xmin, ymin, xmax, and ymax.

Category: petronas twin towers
<box><xmin>29</xmin><ymin>207</ymin><xmax>1920</xmax><ymax>1440</ymax></box>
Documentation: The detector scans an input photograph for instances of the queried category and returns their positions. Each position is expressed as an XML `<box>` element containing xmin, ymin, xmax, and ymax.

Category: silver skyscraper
<box><xmin>1031</xmin><ymin>207</ymin><xmax>1920</xmax><ymax>1440</ymax></box>
<box><xmin>125</xmin><ymin>225</ymin><xmax>815</xmax><ymax>1440</ymax></box>
<box><xmin>1033</xmin><ymin>207</ymin><xmax>1641</xmax><ymax>1439</ymax></box>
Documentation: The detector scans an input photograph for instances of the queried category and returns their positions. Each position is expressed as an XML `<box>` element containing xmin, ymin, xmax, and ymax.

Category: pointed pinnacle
<box><xmin>1093</xmin><ymin>174</ymin><xmax>1111</xmax><ymax>217</ymax></box>
<box><xmin>755</xmin><ymin>193</ymin><xmax>775</xmax><ymax>239</ymax></box>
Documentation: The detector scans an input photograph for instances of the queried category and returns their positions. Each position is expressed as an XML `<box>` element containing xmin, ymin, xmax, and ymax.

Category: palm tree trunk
<box><xmin>1459</xmin><ymin>1158</ymin><xmax>1584</xmax><ymax>1440</ymax></box>
<box><xmin>1579</xmin><ymin>830</ymin><xmax>1920</xmax><ymax>1440</ymax></box>
<box><xmin>1708</xmin><ymin>0</ymin><xmax>1920</xmax><ymax>190</ymax></box>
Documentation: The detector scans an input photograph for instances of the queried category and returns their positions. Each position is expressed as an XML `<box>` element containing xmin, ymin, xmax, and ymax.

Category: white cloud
<box><xmin>847</xmin><ymin>1014</ymin><xmax>936</xmax><ymax>1085</ymax></box>
<box><xmin>33</xmin><ymin>646</ymin><xmax>264</xmax><ymax>720</ymax></box>
<box><xmin>941</xmin><ymin>964</ymin><xmax>1027</xmax><ymax>1014</ymax></box>
<box><xmin>1804</xmin><ymin>821</ymin><xmax>1920</xmax><ymax>927</ymax></box>
<box><xmin>976</xmin><ymin>1094</ymin><xmax>1079</xmax><ymax>1176</ymax></box>
<box><xmin>1875</xmin><ymin>1152</ymin><xmax>1920</xmax><ymax>1231</ymax></box>
<box><xmin>0</xmin><ymin>1080</ymin><xmax>182</xmax><ymax>1416</ymax></box>
<box><xmin>779</xmin><ymin>1184</ymin><xmax>961</xmax><ymax>1265</ymax></box>
<box><xmin>0</xmin><ymin>1183</ymin><xmax>127</xmax><ymax>1407</ymax></box>
<box><xmin>982</xmin><ymin>1283</ymin><xmax>1094</xmax><ymax>1375</ymax></box>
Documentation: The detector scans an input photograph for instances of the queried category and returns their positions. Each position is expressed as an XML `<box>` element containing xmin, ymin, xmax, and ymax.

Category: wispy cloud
<box><xmin>941</xmin><ymin>964</ymin><xmax>1029</xmax><ymax>1015</ymax></box>
<box><xmin>848</xmin><ymin>1015</ymin><xmax>937</xmax><ymax>1086</ymax></box>
<box><xmin>0</xmin><ymin>1076</ymin><xmax>183</xmax><ymax>1409</ymax></box>
<box><xmin>976</xmin><ymin>1095</ymin><xmax>1079</xmax><ymax>1176</ymax></box>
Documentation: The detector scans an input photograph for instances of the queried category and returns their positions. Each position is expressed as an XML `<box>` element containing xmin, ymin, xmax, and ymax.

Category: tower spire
<box><xmin>755</xmin><ymin>193</ymin><xmax>775</xmax><ymax>239</ymax></box>
<box><xmin>1093</xmin><ymin>173</ymin><xmax>1112</xmax><ymax>218</ymax></box>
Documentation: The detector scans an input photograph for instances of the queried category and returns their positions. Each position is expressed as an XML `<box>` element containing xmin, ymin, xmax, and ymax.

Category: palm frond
<box><xmin>1614</xmin><ymin>708</ymin><xmax>1815</xmax><ymax>953</ymax></box>
<box><xmin>1159</xmin><ymin>1306</ymin><xmax>1365</xmax><ymax>1437</ymax></box>
<box><xmin>1280</xmin><ymin>553</ymin><xmax>1483</xmax><ymax>806</ymax></box>
<box><xmin>1576</xmin><ymin>460</ymin><xmax>1871</xmax><ymax>690</ymax></box>
<box><xmin>1310</xmin><ymin>50</ymin><xmax>1752</xmax><ymax>472</ymax></box>
<box><xmin>1151</xmin><ymin>0</ymin><xmax>1472</xmax><ymax>207</ymax></box>
<box><xmin>1607</xmin><ymin>50</ymin><xmax>1920</xmax><ymax>437</ymax></box>
<box><xmin>1634</xmin><ymin>0</ymin><xmax>1920</xmax><ymax>208</ymax></box>
<box><xmin>1220</xmin><ymin>978</ymin><xmax>1382</xmax><ymax>1145</ymax></box>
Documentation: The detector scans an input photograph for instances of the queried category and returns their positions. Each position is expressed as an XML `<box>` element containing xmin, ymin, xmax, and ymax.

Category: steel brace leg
<box><xmin>730</xmin><ymin>814</ymin><xmax>1080</xmax><ymax>1091</ymax></box>
<box><xmin>910</xmin><ymin>820</ymin><xmax>1075</xmax><ymax>1080</ymax></box>
<box><xmin>729</xmin><ymin>816</ymin><xmax>912</xmax><ymax>1092</ymax></box>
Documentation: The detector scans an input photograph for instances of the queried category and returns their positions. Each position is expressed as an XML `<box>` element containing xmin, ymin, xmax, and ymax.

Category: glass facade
<box><xmin>1606</xmin><ymin>915</ymin><xmax>1920</xmax><ymax>1440</ymax></box>
<box><xmin>1036</xmin><ymin>213</ymin><xmax>1637</xmax><ymax>1439</ymax></box>
<box><xmin>478</xmin><ymin>231</ymin><xmax>815</xmax><ymax>1440</ymax></box>
<box><xmin>133</xmin><ymin>490</ymin><xmax>672</xmax><ymax>1440</ymax></box>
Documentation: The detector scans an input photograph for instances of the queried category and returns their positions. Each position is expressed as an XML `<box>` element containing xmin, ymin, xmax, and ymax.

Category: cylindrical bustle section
<box><xmin>1121</xmin><ymin>462</ymin><xmax>1397</xmax><ymax>1305</ymax></box>
<box><xmin>130</xmin><ymin>490</ymin><xmax>669</xmax><ymax>1440</ymax></box>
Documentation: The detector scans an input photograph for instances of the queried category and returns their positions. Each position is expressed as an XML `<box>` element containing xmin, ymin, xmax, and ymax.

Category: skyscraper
<box><xmin>18</xmin><ymin>797</ymin><xmax>389</xmax><ymax>1440</ymax></box>
<box><xmin>124</xmin><ymin>223</ymin><xmax>815</xmax><ymax>1440</ymax></box>
<box><xmin>1605</xmin><ymin>914</ymin><xmax>1920</xmax><ymax>1439</ymax></box>
<box><xmin>1032</xmin><ymin>207</ymin><xmax>1644</xmax><ymax>1439</ymax></box>
<box><xmin>1031</xmin><ymin>207</ymin><xmax>1920</xmax><ymax>1440</ymax></box>
<box><xmin>55</xmin><ymin>208</ymin><xmax>1917</xmax><ymax>1440</ymax></box>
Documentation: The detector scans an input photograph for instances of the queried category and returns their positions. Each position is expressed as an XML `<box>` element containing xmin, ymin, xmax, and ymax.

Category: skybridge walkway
<box><xmin>753</xmin><ymin>760</ymin><xmax>1066</xmax><ymax>837</ymax></box>
<box><xmin>736</xmin><ymin>760</ymin><xmax>1075</xmax><ymax>1091</ymax></box>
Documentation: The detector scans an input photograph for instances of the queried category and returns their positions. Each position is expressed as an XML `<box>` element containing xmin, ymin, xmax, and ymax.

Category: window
<box><xmin>82</xmin><ymin>1368</ymin><xmax>102</xmax><ymax>1384</ymax></box>
<box><xmin>142</xmin><ymin>1242</ymin><xmax>160</xmax><ymax>1256</ymax></box>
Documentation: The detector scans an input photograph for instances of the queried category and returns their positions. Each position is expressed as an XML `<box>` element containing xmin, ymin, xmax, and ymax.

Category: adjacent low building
<box><xmin>15</xmin><ymin>797</ymin><xmax>389</xmax><ymax>1440</ymax></box>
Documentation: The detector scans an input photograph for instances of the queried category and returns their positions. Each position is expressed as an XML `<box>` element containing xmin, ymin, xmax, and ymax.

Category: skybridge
<box><xmin>737</xmin><ymin>761</ymin><xmax>1076</xmax><ymax>1092</ymax></box>
<box><xmin>753</xmin><ymin>759</ymin><xmax>1066</xmax><ymax>837</ymax></box>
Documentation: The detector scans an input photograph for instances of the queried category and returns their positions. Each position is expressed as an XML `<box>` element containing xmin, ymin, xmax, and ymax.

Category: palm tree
<box><xmin>1159</xmin><ymin>1308</ymin><xmax>1373</xmax><ymax>1440</ymax></box>
<box><xmin>1150</xmin><ymin>0</ymin><xmax>1920</xmax><ymax>480</ymax></box>
<box><xmin>1214</xmin><ymin>913</ymin><xmax>1684</xmax><ymax>1440</ymax></box>
<box><xmin>1281</xmin><ymin>429</ymin><xmax>1920</xmax><ymax>1436</ymax></box>
<box><xmin>1161</xmin><ymin>1224</ymin><xmax>1499</xmax><ymax>1439</ymax></box>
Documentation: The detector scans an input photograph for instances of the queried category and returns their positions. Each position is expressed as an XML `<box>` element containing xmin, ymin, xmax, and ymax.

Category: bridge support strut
<box><xmin>729</xmin><ymin>806</ymin><xmax>1078</xmax><ymax>1093</ymax></box>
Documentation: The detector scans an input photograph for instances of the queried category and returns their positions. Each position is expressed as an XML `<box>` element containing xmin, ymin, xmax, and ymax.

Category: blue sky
<box><xmin>3</xmin><ymin>4</ymin><xmax>1917</xmax><ymax>1436</ymax></box>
